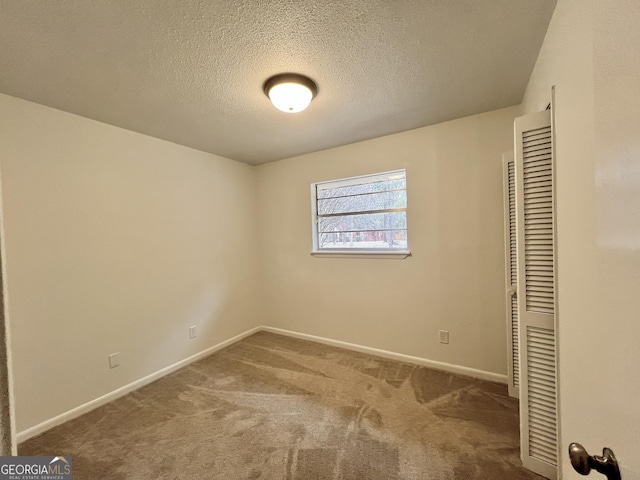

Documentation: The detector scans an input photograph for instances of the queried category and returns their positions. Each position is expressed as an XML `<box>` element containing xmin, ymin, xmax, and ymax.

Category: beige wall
<box><xmin>522</xmin><ymin>1</ymin><xmax>640</xmax><ymax>477</ymax></box>
<box><xmin>257</xmin><ymin>106</ymin><xmax>520</xmax><ymax>376</ymax></box>
<box><xmin>0</xmin><ymin>93</ymin><xmax>260</xmax><ymax>432</ymax></box>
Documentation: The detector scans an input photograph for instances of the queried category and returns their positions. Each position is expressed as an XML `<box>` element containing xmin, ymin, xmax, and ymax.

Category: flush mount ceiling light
<box><xmin>263</xmin><ymin>73</ymin><xmax>318</xmax><ymax>113</ymax></box>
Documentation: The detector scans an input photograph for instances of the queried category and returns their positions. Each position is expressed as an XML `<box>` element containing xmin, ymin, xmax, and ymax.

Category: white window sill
<box><xmin>310</xmin><ymin>250</ymin><xmax>411</xmax><ymax>259</ymax></box>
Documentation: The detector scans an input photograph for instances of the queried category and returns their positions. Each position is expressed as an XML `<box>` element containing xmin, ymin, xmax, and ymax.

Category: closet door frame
<box><xmin>502</xmin><ymin>151</ymin><xmax>519</xmax><ymax>399</ymax></box>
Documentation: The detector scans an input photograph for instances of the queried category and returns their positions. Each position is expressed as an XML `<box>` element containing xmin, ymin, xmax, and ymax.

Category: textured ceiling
<box><xmin>0</xmin><ymin>1</ymin><xmax>556</xmax><ymax>165</ymax></box>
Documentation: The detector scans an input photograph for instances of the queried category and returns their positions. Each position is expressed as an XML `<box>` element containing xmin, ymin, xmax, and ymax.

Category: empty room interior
<box><xmin>1</xmin><ymin>1</ymin><xmax>639</xmax><ymax>479</ymax></box>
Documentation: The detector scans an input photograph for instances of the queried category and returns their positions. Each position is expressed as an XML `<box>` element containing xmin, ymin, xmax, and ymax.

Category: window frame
<box><xmin>310</xmin><ymin>169</ymin><xmax>411</xmax><ymax>258</ymax></box>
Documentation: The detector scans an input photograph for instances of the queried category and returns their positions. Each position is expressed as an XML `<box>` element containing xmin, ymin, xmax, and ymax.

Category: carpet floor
<box><xmin>20</xmin><ymin>332</ymin><xmax>545</xmax><ymax>479</ymax></box>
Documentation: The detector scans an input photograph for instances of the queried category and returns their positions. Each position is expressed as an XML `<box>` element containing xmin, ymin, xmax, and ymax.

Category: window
<box><xmin>311</xmin><ymin>169</ymin><xmax>409</xmax><ymax>256</ymax></box>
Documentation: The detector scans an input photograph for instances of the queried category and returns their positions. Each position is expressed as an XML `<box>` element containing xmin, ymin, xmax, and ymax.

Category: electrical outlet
<box><xmin>108</xmin><ymin>352</ymin><xmax>120</xmax><ymax>369</ymax></box>
<box><xmin>189</xmin><ymin>326</ymin><xmax>197</xmax><ymax>339</ymax></box>
<box><xmin>439</xmin><ymin>330</ymin><xmax>449</xmax><ymax>344</ymax></box>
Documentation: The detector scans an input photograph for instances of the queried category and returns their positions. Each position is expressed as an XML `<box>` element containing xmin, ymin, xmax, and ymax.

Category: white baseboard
<box><xmin>17</xmin><ymin>326</ymin><xmax>261</xmax><ymax>443</ymax></box>
<box><xmin>260</xmin><ymin>326</ymin><xmax>508</xmax><ymax>385</ymax></box>
<box><xmin>18</xmin><ymin>324</ymin><xmax>506</xmax><ymax>443</ymax></box>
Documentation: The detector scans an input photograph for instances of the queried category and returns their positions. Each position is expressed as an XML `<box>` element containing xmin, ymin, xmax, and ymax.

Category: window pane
<box><xmin>312</xmin><ymin>169</ymin><xmax>408</xmax><ymax>252</ymax></box>
<box><xmin>317</xmin><ymin>178</ymin><xmax>406</xmax><ymax>200</ymax></box>
<box><xmin>318</xmin><ymin>211</ymin><xmax>406</xmax><ymax>233</ymax></box>
<box><xmin>319</xmin><ymin>230</ymin><xmax>408</xmax><ymax>249</ymax></box>
<box><xmin>317</xmin><ymin>189</ymin><xmax>406</xmax><ymax>215</ymax></box>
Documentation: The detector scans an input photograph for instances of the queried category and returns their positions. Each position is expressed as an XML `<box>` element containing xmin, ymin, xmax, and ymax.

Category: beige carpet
<box><xmin>20</xmin><ymin>332</ymin><xmax>544</xmax><ymax>479</ymax></box>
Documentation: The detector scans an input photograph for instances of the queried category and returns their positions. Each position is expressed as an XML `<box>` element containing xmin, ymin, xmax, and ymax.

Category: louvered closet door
<box><xmin>515</xmin><ymin>109</ymin><xmax>558</xmax><ymax>479</ymax></box>
<box><xmin>502</xmin><ymin>152</ymin><xmax>519</xmax><ymax>399</ymax></box>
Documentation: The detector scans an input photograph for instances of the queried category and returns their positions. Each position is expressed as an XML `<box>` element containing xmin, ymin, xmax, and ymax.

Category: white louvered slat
<box><xmin>523</xmin><ymin>125</ymin><xmax>554</xmax><ymax>315</ymax></box>
<box><xmin>516</xmin><ymin>109</ymin><xmax>558</xmax><ymax>479</ymax></box>
<box><xmin>527</xmin><ymin>326</ymin><xmax>557</xmax><ymax>466</ymax></box>
<box><xmin>511</xmin><ymin>296</ymin><xmax>519</xmax><ymax>387</ymax></box>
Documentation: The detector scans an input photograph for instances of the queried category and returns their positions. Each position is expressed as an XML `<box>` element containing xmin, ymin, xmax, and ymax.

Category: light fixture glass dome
<box><xmin>268</xmin><ymin>83</ymin><xmax>313</xmax><ymax>113</ymax></box>
<box><xmin>264</xmin><ymin>74</ymin><xmax>318</xmax><ymax>114</ymax></box>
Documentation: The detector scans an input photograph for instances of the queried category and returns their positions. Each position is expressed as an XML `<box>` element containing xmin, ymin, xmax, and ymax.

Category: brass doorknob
<box><xmin>569</xmin><ymin>443</ymin><xmax>621</xmax><ymax>480</ymax></box>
